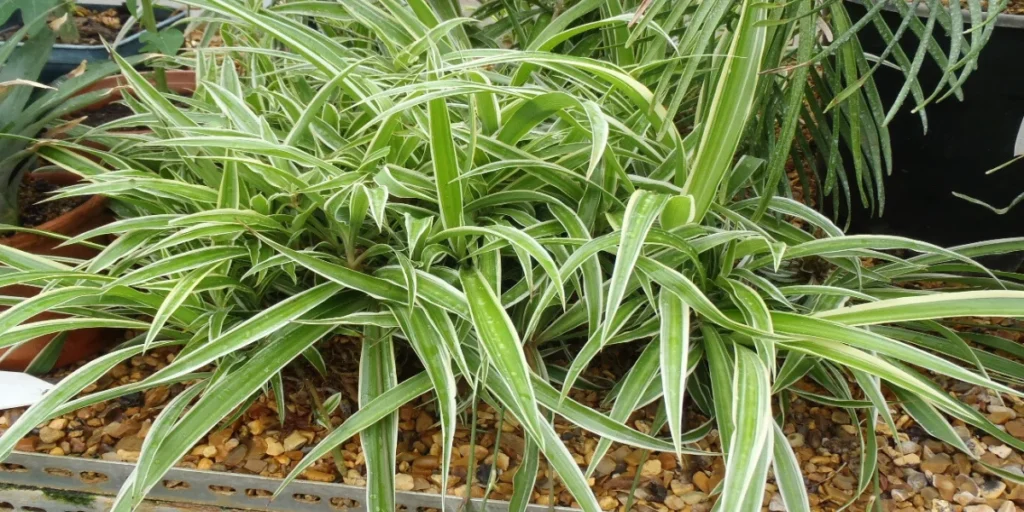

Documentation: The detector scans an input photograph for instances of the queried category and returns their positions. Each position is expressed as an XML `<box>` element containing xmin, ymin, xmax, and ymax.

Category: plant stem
<box><xmin>139</xmin><ymin>0</ymin><xmax>167</xmax><ymax>91</ymax></box>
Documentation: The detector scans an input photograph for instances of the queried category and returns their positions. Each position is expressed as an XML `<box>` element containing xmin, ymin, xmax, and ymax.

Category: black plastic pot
<box><xmin>843</xmin><ymin>2</ymin><xmax>1024</xmax><ymax>267</ymax></box>
<box><xmin>0</xmin><ymin>3</ymin><xmax>186</xmax><ymax>83</ymax></box>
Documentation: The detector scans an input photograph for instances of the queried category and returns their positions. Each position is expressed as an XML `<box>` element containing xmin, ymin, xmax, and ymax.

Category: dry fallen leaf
<box><xmin>43</xmin><ymin>117</ymin><xmax>88</xmax><ymax>139</ymax></box>
<box><xmin>97</xmin><ymin>9</ymin><xmax>122</xmax><ymax>30</ymax></box>
<box><xmin>0</xmin><ymin>79</ymin><xmax>56</xmax><ymax>95</ymax></box>
<box><xmin>68</xmin><ymin>60</ymin><xmax>88</xmax><ymax>79</ymax></box>
<box><xmin>49</xmin><ymin>13</ymin><xmax>69</xmax><ymax>32</ymax></box>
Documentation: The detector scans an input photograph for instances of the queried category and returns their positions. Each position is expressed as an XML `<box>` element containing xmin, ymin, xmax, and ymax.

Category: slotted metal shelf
<box><xmin>0</xmin><ymin>452</ymin><xmax>578</xmax><ymax>512</ymax></box>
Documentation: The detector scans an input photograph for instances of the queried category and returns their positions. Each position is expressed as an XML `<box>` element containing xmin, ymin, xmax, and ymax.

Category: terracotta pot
<box><xmin>0</xmin><ymin>71</ymin><xmax>197</xmax><ymax>372</ymax></box>
<box><xmin>1</xmin><ymin>171</ymin><xmax>111</xmax><ymax>259</ymax></box>
<box><xmin>0</xmin><ymin>172</ymin><xmax>111</xmax><ymax>372</ymax></box>
<box><xmin>76</xmin><ymin>69</ymin><xmax>197</xmax><ymax>112</ymax></box>
<box><xmin>77</xmin><ymin>70</ymin><xmax>197</xmax><ymax>150</ymax></box>
<box><xmin>0</xmin><ymin>285</ymin><xmax>108</xmax><ymax>372</ymax></box>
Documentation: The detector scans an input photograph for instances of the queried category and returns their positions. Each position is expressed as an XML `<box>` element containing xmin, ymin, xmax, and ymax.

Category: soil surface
<box><xmin>84</xmin><ymin>102</ymin><xmax>136</xmax><ymax>127</ymax></box>
<box><xmin>0</xmin><ymin>7</ymin><xmax>139</xmax><ymax>44</ymax></box>
<box><xmin>17</xmin><ymin>178</ymin><xmax>87</xmax><ymax>228</ymax></box>
<box><xmin>2</xmin><ymin>320</ymin><xmax>1023</xmax><ymax>512</ymax></box>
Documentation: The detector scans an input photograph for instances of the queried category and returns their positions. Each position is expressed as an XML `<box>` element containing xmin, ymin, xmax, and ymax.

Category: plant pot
<box><xmin>0</xmin><ymin>69</ymin><xmax>198</xmax><ymax>372</ymax></box>
<box><xmin>74</xmin><ymin>69</ymin><xmax>196</xmax><ymax>141</ymax></box>
<box><xmin>0</xmin><ymin>171</ymin><xmax>111</xmax><ymax>372</ymax></box>
<box><xmin>0</xmin><ymin>171</ymin><xmax>111</xmax><ymax>259</ymax></box>
<box><xmin>75</xmin><ymin>68</ymin><xmax>197</xmax><ymax>112</ymax></box>
<box><xmin>0</xmin><ymin>284</ymin><xmax>107</xmax><ymax>372</ymax></box>
<box><xmin>0</xmin><ymin>4</ymin><xmax>188</xmax><ymax>83</ymax></box>
<box><xmin>843</xmin><ymin>2</ymin><xmax>1024</xmax><ymax>267</ymax></box>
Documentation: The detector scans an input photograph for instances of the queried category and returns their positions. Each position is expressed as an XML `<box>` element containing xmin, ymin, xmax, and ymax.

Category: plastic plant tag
<box><xmin>0</xmin><ymin>372</ymin><xmax>54</xmax><ymax>410</ymax></box>
<box><xmin>1015</xmin><ymin>116</ymin><xmax>1024</xmax><ymax>157</ymax></box>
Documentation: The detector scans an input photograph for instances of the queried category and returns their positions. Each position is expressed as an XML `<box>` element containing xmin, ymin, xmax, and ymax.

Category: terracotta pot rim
<box><xmin>0</xmin><ymin>171</ymin><xmax>107</xmax><ymax>246</ymax></box>
<box><xmin>76</xmin><ymin>69</ymin><xmax>197</xmax><ymax>113</ymax></box>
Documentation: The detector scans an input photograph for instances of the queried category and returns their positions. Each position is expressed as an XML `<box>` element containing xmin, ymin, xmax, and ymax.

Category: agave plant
<box><xmin>1</xmin><ymin>1</ymin><xmax>1022</xmax><ymax>511</ymax></box>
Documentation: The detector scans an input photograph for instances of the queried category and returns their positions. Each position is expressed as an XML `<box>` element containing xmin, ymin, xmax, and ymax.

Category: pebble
<box><xmin>899</xmin><ymin>440</ymin><xmax>921</xmax><ymax>453</ymax></box>
<box><xmin>283</xmin><ymin>432</ymin><xmax>308</xmax><ymax>452</ymax></box>
<box><xmin>832</xmin><ymin>473</ymin><xmax>856</xmax><ymax>491</ymax></box>
<box><xmin>768</xmin><ymin>493</ymin><xmax>785</xmax><ymax>512</ymax></box>
<box><xmin>921</xmin><ymin>454</ymin><xmax>952</xmax><ymax>474</ymax></box>
<box><xmin>891</xmin><ymin>489</ymin><xmax>912</xmax><ymax>502</ymax></box>
<box><xmin>641</xmin><ymin>459</ymin><xmax>662</xmax><ymax>477</ymax></box>
<box><xmin>594</xmin><ymin>456</ymin><xmax>616</xmax><ymax>476</ymax></box>
<box><xmin>115</xmin><ymin>436</ymin><xmax>143</xmax><ymax>452</ymax></box>
<box><xmin>963</xmin><ymin>506</ymin><xmax>996</xmax><ymax>512</ymax></box>
<box><xmin>143</xmin><ymin>387</ymin><xmax>170</xmax><ymax>408</ymax></box>
<box><xmin>415</xmin><ymin>412</ymin><xmax>432</xmax><ymax>432</ymax></box>
<box><xmin>692</xmin><ymin>471</ymin><xmax>710</xmax><ymax>494</ymax></box>
<box><xmin>224</xmin><ymin>445</ymin><xmax>247</xmax><ymax>467</ymax></box>
<box><xmin>244</xmin><ymin>459</ymin><xmax>267</xmax><ymax>473</ymax></box>
<box><xmin>978</xmin><ymin>480</ymin><xmax>1006</xmax><ymax>499</ymax></box>
<box><xmin>680</xmin><ymin>491</ymin><xmax>707</xmax><ymax>505</ymax></box>
<box><xmin>670</xmin><ymin>480</ymin><xmax>691</xmax><ymax>496</ymax></box>
<box><xmin>787</xmin><ymin>432</ymin><xmax>805</xmax><ymax>448</ymax></box>
<box><xmin>953</xmin><ymin>491</ymin><xmax>976</xmax><ymax>507</ymax></box>
<box><xmin>1006</xmin><ymin>419</ymin><xmax>1024</xmax><ymax>439</ymax></box>
<box><xmin>937</xmin><ymin>473</ymin><xmax>958</xmax><ymax>497</ymax></box>
<box><xmin>664</xmin><ymin>495</ymin><xmax>685</xmax><ymax>511</ymax></box>
<box><xmin>831</xmin><ymin>411</ymin><xmax>850</xmax><ymax>424</ymax></box>
<box><xmin>39</xmin><ymin>427</ymin><xmax>64</xmax><ymax>444</ymax></box>
<box><xmin>265</xmin><ymin>438</ymin><xmax>285</xmax><ymax>457</ymax></box>
<box><xmin>987</xmin><ymin>405</ymin><xmax>1016</xmax><ymax>424</ymax></box>
<box><xmin>989</xmin><ymin>444</ymin><xmax>1012</xmax><ymax>458</ymax></box>
<box><xmin>996</xmin><ymin>502</ymin><xmax>1015</xmax><ymax>512</ymax></box>
<box><xmin>893</xmin><ymin>453</ymin><xmax>921</xmax><ymax>466</ymax></box>
<box><xmin>957</xmin><ymin>475</ymin><xmax>980</xmax><ymax>495</ymax></box>
<box><xmin>921</xmin><ymin>487</ymin><xmax>940</xmax><ymax>503</ymax></box>
<box><xmin>302</xmin><ymin>469</ymin><xmax>335</xmax><ymax>482</ymax></box>
<box><xmin>906</xmin><ymin>471</ymin><xmax>929</xmax><ymax>492</ymax></box>
<box><xmin>247</xmin><ymin>419</ymin><xmax>265</xmax><ymax>435</ymax></box>
<box><xmin>395</xmin><ymin>473</ymin><xmax>414</xmax><ymax>491</ymax></box>
<box><xmin>599</xmin><ymin>496</ymin><xmax>618</xmax><ymax>511</ymax></box>
<box><xmin>931</xmin><ymin>500</ymin><xmax>955</xmax><ymax>512</ymax></box>
<box><xmin>47</xmin><ymin>418</ymin><xmax>68</xmax><ymax>430</ymax></box>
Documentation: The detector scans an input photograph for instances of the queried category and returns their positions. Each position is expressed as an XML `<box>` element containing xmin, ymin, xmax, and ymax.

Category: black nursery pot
<box><xmin>844</xmin><ymin>2</ymin><xmax>1024</xmax><ymax>268</ymax></box>
<box><xmin>0</xmin><ymin>4</ymin><xmax>185</xmax><ymax>83</ymax></box>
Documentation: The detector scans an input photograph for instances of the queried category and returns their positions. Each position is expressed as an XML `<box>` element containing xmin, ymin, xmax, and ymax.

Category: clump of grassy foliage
<box><xmin>1</xmin><ymin>1</ymin><xmax>1022</xmax><ymax>511</ymax></box>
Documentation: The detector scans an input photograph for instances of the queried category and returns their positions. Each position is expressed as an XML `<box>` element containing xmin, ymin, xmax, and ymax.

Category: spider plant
<box><xmin>1</xmin><ymin>1</ymin><xmax>1022</xmax><ymax>512</ymax></box>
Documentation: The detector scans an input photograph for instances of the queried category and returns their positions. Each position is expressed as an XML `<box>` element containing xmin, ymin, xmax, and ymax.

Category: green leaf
<box><xmin>600</xmin><ymin>189</ymin><xmax>668</xmax><ymax>345</ymax></box>
<box><xmin>460</xmin><ymin>267</ymin><xmax>545</xmax><ymax>447</ymax></box>
<box><xmin>659</xmin><ymin>290</ymin><xmax>691</xmax><ymax>458</ymax></box>
<box><xmin>681</xmin><ymin>0</ymin><xmax>767</xmax><ymax>218</ymax></box>
<box><xmin>391</xmin><ymin>305</ymin><xmax>457</xmax><ymax>499</ymax></box>
<box><xmin>146</xmin><ymin>282</ymin><xmax>346</xmax><ymax>385</ymax></box>
<box><xmin>429</xmin><ymin>97</ymin><xmax>464</xmax><ymax>256</ymax></box>
<box><xmin>718</xmin><ymin>346</ymin><xmax>772</xmax><ymax>512</ymax></box>
<box><xmin>140</xmin><ymin>28</ymin><xmax>185</xmax><ymax>56</ymax></box>
<box><xmin>360</xmin><ymin>328</ymin><xmax>398</xmax><ymax>512</ymax></box>
<box><xmin>772</xmin><ymin>421</ymin><xmax>811</xmax><ymax>512</ymax></box>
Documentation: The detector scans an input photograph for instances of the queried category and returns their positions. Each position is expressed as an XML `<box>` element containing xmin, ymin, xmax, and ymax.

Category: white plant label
<box><xmin>0</xmin><ymin>372</ymin><xmax>54</xmax><ymax>410</ymax></box>
<box><xmin>1016</xmin><ymin>115</ymin><xmax>1024</xmax><ymax>157</ymax></box>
